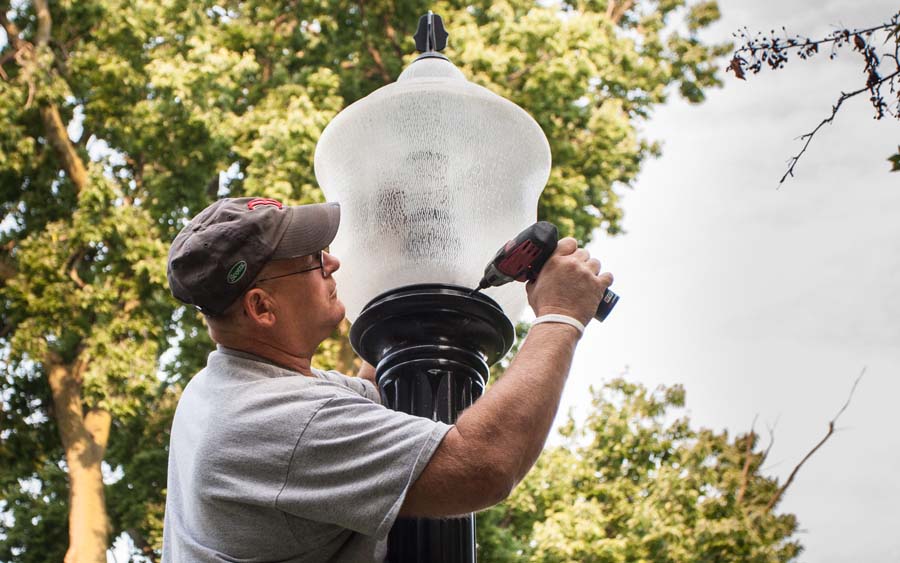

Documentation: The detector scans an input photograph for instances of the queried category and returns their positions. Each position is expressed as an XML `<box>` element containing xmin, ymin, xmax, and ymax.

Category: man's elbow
<box><xmin>402</xmin><ymin>429</ymin><xmax>525</xmax><ymax>516</ymax></box>
<box><xmin>473</xmin><ymin>457</ymin><xmax>519</xmax><ymax>509</ymax></box>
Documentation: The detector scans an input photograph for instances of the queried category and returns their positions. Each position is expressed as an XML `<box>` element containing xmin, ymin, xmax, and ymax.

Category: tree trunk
<box><xmin>47</xmin><ymin>354</ymin><xmax>111</xmax><ymax>563</ymax></box>
<box><xmin>40</xmin><ymin>104</ymin><xmax>90</xmax><ymax>190</ymax></box>
<box><xmin>10</xmin><ymin>1</ymin><xmax>109</xmax><ymax>560</ymax></box>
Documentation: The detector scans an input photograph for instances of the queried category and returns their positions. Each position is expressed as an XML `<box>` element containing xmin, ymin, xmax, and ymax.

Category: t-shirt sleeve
<box><xmin>315</xmin><ymin>369</ymin><xmax>382</xmax><ymax>403</ymax></box>
<box><xmin>275</xmin><ymin>392</ymin><xmax>451</xmax><ymax>539</ymax></box>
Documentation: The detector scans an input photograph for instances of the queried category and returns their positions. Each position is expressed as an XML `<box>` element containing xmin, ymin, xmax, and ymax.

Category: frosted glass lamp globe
<box><xmin>315</xmin><ymin>57</ymin><xmax>551</xmax><ymax>322</ymax></box>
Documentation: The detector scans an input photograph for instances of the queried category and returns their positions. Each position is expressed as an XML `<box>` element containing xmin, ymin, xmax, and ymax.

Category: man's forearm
<box><xmin>454</xmin><ymin>322</ymin><xmax>581</xmax><ymax>484</ymax></box>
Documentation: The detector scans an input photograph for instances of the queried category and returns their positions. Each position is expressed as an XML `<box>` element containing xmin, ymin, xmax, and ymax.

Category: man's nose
<box><xmin>324</xmin><ymin>251</ymin><xmax>340</xmax><ymax>276</ymax></box>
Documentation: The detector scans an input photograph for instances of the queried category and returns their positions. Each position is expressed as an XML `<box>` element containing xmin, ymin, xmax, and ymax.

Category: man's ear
<box><xmin>242</xmin><ymin>288</ymin><xmax>277</xmax><ymax>328</ymax></box>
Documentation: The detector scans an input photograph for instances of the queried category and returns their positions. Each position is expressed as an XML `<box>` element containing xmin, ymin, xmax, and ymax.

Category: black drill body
<box><xmin>474</xmin><ymin>221</ymin><xmax>619</xmax><ymax>322</ymax></box>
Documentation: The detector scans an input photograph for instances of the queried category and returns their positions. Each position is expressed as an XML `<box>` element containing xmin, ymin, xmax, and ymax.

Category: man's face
<box><xmin>253</xmin><ymin>249</ymin><xmax>345</xmax><ymax>340</ymax></box>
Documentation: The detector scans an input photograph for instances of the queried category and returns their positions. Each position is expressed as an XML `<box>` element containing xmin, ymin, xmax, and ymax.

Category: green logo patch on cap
<box><xmin>226</xmin><ymin>260</ymin><xmax>247</xmax><ymax>284</ymax></box>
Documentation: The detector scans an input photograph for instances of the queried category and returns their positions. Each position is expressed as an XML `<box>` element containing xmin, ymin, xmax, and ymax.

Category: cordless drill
<box><xmin>472</xmin><ymin>221</ymin><xmax>619</xmax><ymax>322</ymax></box>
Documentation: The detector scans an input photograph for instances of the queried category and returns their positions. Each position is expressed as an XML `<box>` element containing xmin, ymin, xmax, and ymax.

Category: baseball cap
<box><xmin>167</xmin><ymin>197</ymin><xmax>340</xmax><ymax>315</ymax></box>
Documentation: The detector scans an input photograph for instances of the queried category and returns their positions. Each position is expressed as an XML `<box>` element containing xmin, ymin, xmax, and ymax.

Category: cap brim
<box><xmin>271</xmin><ymin>202</ymin><xmax>341</xmax><ymax>259</ymax></box>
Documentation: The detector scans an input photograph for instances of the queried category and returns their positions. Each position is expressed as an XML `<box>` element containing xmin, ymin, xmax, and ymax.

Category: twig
<box><xmin>0</xmin><ymin>3</ymin><xmax>25</xmax><ymax>51</ymax></box>
<box><xmin>779</xmin><ymin>69</ymin><xmax>900</xmax><ymax>185</ymax></box>
<box><xmin>733</xmin><ymin>21</ymin><xmax>898</xmax><ymax>60</ymax></box>
<box><xmin>0</xmin><ymin>4</ymin><xmax>29</xmax><ymax>84</ymax></box>
<box><xmin>605</xmin><ymin>0</ymin><xmax>635</xmax><ymax>26</ymax></box>
<box><xmin>759</xmin><ymin>415</ymin><xmax>779</xmax><ymax>468</ymax></box>
<box><xmin>729</xmin><ymin>13</ymin><xmax>900</xmax><ymax>184</ymax></box>
<box><xmin>766</xmin><ymin>368</ymin><xmax>865</xmax><ymax>512</ymax></box>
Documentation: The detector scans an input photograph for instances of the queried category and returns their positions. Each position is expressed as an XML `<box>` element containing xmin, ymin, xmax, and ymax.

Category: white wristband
<box><xmin>532</xmin><ymin>314</ymin><xmax>585</xmax><ymax>336</ymax></box>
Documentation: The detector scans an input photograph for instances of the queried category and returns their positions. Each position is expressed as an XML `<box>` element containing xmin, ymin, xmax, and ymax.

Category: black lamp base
<box><xmin>350</xmin><ymin>284</ymin><xmax>515</xmax><ymax>563</ymax></box>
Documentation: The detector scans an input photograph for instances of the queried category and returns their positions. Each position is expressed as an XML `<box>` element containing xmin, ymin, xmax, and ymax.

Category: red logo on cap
<box><xmin>247</xmin><ymin>198</ymin><xmax>283</xmax><ymax>210</ymax></box>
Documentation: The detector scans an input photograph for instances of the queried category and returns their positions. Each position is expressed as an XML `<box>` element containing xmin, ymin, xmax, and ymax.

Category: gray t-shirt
<box><xmin>162</xmin><ymin>346</ymin><xmax>451</xmax><ymax>562</ymax></box>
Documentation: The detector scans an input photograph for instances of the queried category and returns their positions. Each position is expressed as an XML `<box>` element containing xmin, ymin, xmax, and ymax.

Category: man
<box><xmin>162</xmin><ymin>197</ymin><xmax>613</xmax><ymax>562</ymax></box>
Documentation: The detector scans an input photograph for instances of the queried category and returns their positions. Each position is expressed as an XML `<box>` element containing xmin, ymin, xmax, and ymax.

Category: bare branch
<box><xmin>383</xmin><ymin>16</ymin><xmax>404</xmax><ymax>60</ymax></box>
<box><xmin>729</xmin><ymin>12</ymin><xmax>900</xmax><ymax>184</ymax></box>
<box><xmin>365</xmin><ymin>42</ymin><xmax>391</xmax><ymax>83</ymax></box>
<box><xmin>31</xmin><ymin>0</ymin><xmax>53</xmax><ymax>96</ymax></box>
<box><xmin>779</xmin><ymin>70</ymin><xmax>900</xmax><ymax>185</ymax></box>
<box><xmin>0</xmin><ymin>47</ymin><xmax>22</xmax><ymax>80</ymax></box>
<box><xmin>732</xmin><ymin>20</ymin><xmax>899</xmax><ymax>61</ymax></box>
<box><xmin>5</xmin><ymin>0</ymin><xmax>89</xmax><ymax>192</ymax></box>
<box><xmin>0</xmin><ymin>3</ymin><xmax>25</xmax><ymax>51</ymax></box>
<box><xmin>766</xmin><ymin>368</ymin><xmax>865</xmax><ymax>512</ymax></box>
<box><xmin>40</xmin><ymin>105</ymin><xmax>90</xmax><ymax>191</ymax></box>
<box><xmin>24</xmin><ymin>81</ymin><xmax>35</xmax><ymax>108</ymax></box>
<box><xmin>0</xmin><ymin>4</ymin><xmax>29</xmax><ymax>83</ymax></box>
<box><xmin>609</xmin><ymin>0</ymin><xmax>635</xmax><ymax>26</ymax></box>
<box><xmin>759</xmin><ymin>415</ymin><xmax>779</xmax><ymax>468</ymax></box>
<box><xmin>65</xmin><ymin>249</ymin><xmax>87</xmax><ymax>289</ymax></box>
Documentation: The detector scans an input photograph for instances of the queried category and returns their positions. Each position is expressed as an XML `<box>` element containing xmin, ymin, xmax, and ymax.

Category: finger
<box><xmin>586</xmin><ymin>257</ymin><xmax>601</xmax><ymax>275</ymax></box>
<box><xmin>597</xmin><ymin>272</ymin><xmax>614</xmax><ymax>288</ymax></box>
<box><xmin>556</xmin><ymin>237</ymin><xmax>578</xmax><ymax>256</ymax></box>
<box><xmin>573</xmin><ymin>248</ymin><xmax>590</xmax><ymax>262</ymax></box>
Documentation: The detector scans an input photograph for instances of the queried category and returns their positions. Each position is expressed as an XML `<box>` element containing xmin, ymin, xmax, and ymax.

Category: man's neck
<box><xmin>216</xmin><ymin>335</ymin><xmax>317</xmax><ymax>377</ymax></box>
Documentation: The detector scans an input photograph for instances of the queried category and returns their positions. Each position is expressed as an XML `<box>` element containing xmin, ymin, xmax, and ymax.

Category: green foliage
<box><xmin>0</xmin><ymin>461</ymin><xmax>69</xmax><ymax>563</ymax></box>
<box><xmin>0</xmin><ymin>0</ymin><xmax>731</xmax><ymax>558</ymax></box>
<box><xmin>105</xmin><ymin>387</ymin><xmax>180</xmax><ymax>557</ymax></box>
<box><xmin>889</xmin><ymin>147</ymin><xmax>900</xmax><ymax>172</ymax></box>
<box><xmin>447</xmin><ymin>0</ymin><xmax>730</xmax><ymax>240</ymax></box>
<box><xmin>477</xmin><ymin>380</ymin><xmax>802</xmax><ymax>562</ymax></box>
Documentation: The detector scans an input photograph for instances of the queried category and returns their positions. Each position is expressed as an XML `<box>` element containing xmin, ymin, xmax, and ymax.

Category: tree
<box><xmin>477</xmin><ymin>372</ymin><xmax>862</xmax><ymax>562</ymax></box>
<box><xmin>0</xmin><ymin>0</ymin><xmax>728</xmax><ymax>560</ymax></box>
<box><xmin>476</xmin><ymin>379</ymin><xmax>803</xmax><ymax>561</ymax></box>
<box><xmin>728</xmin><ymin>11</ymin><xmax>900</xmax><ymax>183</ymax></box>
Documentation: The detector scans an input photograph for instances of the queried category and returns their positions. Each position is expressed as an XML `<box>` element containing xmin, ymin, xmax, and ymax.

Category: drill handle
<box><xmin>515</xmin><ymin>221</ymin><xmax>558</xmax><ymax>282</ymax></box>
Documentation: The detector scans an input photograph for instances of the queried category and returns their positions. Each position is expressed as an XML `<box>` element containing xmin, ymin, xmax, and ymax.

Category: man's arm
<box><xmin>399</xmin><ymin>238</ymin><xmax>613</xmax><ymax>517</ymax></box>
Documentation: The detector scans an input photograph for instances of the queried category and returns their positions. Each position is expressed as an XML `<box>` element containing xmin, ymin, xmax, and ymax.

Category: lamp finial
<box><xmin>414</xmin><ymin>11</ymin><xmax>448</xmax><ymax>53</ymax></box>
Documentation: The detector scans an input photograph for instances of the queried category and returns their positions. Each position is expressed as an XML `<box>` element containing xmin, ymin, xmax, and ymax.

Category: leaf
<box><xmin>888</xmin><ymin>148</ymin><xmax>900</xmax><ymax>172</ymax></box>
<box><xmin>728</xmin><ymin>56</ymin><xmax>746</xmax><ymax>80</ymax></box>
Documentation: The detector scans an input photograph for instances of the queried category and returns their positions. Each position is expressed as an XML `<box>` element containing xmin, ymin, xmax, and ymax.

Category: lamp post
<box><xmin>315</xmin><ymin>13</ymin><xmax>551</xmax><ymax>562</ymax></box>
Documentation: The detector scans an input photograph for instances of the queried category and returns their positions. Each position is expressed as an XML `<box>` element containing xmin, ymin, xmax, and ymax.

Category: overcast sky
<box><xmin>563</xmin><ymin>1</ymin><xmax>900</xmax><ymax>561</ymax></box>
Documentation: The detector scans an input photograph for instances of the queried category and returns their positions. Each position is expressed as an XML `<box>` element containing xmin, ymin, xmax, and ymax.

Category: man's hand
<box><xmin>525</xmin><ymin>237</ymin><xmax>614</xmax><ymax>326</ymax></box>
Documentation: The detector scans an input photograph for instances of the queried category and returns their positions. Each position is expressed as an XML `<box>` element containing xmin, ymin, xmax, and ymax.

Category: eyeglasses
<box><xmin>254</xmin><ymin>249</ymin><xmax>327</xmax><ymax>284</ymax></box>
